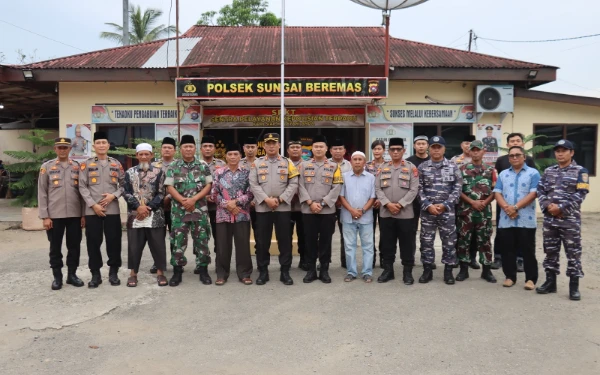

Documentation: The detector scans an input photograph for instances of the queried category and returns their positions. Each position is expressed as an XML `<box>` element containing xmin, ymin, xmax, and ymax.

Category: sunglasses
<box><xmin>508</xmin><ymin>154</ymin><xmax>524</xmax><ymax>159</ymax></box>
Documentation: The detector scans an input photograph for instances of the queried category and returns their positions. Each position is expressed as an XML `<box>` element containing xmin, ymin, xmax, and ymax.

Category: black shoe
<box><xmin>455</xmin><ymin>263</ymin><xmax>469</xmax><ymax>282</ymax></box>
<box><xmin>468</xmin><ymin>259</ymin><xmax>481</xmax><ymax>270</ymax></box>
<box><xmin>536</xmin><ymin>271</ymin><xmax>557</xmax><ymax>294</ymax></box>
<box><xmin>66</xmin><ymin>272</ymin><xmax>84</xmax><ymax>287</ymax></box>
<box><xmin>109</xmin><ymin>267</ymin><xmax>121</xmax><ymax>286</ymax></box>
<box><xmin>319</xmin><ymin>263</ymin><xmax>332</xmax><ymax>283</ymax></box>
<box><xmin>51</xmin><ymin>268</ymin><xmax>63</xmax><ymax>290</ymax></box>
<box><xmin>444</xmin><ymin>264</ymin><xmax>455</xmax><ymax>285</ymax></box>
<box><xmin>430</xmin><ymin>263</ymin><xmax>437</xmax><ymax>270</ymax></box>
<box><xmin>419</xmin><ymin>264</ymin><xmax>433</xmax><ymax>283</ymax></box>
<box><xmin>280</xmin><ymin>269</ymin><xmax>294</xmax><ymax>285</ymax></box>
<box><xmin>480</xmin><ymin>265</ymin><xmax>497</xmax><ymax>283</ymax></box>
<box><xmin>491</xmin><ymin>258</ymin><xmax>501</xmax><ymax>270</ymax></box>
<box><xmin>569</xmin><ymin>276</ymin><xmax>581</xmax><ymax>301</ymax></box>
<box><xmin>169</xmin><ymin>266</ymin><xmax>183</xmax><ymax>286</ymax></box>
<box><xmin>149</xmin><ymin>265</ymin><xmax>158</xmax><ymax>274</ymax></box>
<box><xmin>298</xmin><ymin>258</ymin><xmax>310</xmax><ymax>272</ymax></box>
<box><xmin>88</xmin><ymin>270</ymin><xmax>102</xmax><ymax>288</ymax></box>
<box><xmin>402</xmin><ymin>265</ymin><xmax>414</xmax><ymax>285</ymax></box>
<box><xmin>198</xmin><ymin>266</ymin><xmax>212</xmax><ymax>285</ymax></box>
<box><xmin>377</xmin><ymin>263</ymin><xmax>395</xmax><ymax>283</ymax></box>
<box><xmin>303</xmin><ymin>265</ymin><xmax>318</xmax><ymax>283</ymax></box>
<box><xmin>194</xmin><ymin>265</ymin><xmax>201</xmax><ymax>275</ymax></box>
<box><xmin>256</xmin><ymin>268</ymin><xmax>269</xmax><ymax>285</ymax></box>
<box><xmin>516</xmin><ymin>258</ymin><xmax>524</xmax><ymax>273</ymax></box>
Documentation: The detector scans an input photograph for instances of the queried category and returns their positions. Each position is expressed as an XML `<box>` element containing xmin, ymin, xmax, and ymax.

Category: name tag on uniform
<box><xmin>442</xmin><ymin>167</ymin><xmax>454</xmax><ymax>182</ymax></box>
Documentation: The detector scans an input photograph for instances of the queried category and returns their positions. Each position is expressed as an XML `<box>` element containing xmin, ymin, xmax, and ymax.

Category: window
<box><xmin>413</xmin><ymin>124</ymin><xmax>472</xmax><ymax>159</ymax></box>
<box><xmin>534</xmin><ymin>124</ymin><xmax>597</xmax><ymax>175</ymax></box>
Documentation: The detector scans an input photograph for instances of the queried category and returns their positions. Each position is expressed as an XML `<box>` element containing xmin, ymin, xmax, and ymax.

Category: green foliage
<box><xmin>499</xmin><ymin>133</ymin><xmax>556</xmax><ymax>174</ymax></box>
<box><xmin>3</xmin><ymin>130</ymin><xmax>56</xmax><ymax>207</ymax></box>
<box><xmin>100</xmin><ymin>4</ymin><xmax>176</xmax><ymax>45</ymax></box>
<box><xmin>197</xmin><ymin>0</ymin><xmax>282</xmax><ymax>26</ymax></box>
<box><xmin>108</xmin><ymin>138</ymin><xmax>181</xmax><ymax>161</ymax></box>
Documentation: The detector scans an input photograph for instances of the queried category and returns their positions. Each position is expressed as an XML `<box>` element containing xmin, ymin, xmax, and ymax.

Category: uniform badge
<box><xmin>81</xmin><ymin>164</ymin><xmax>86</xmax><ymax>170</ymax></box>
<box><xmin>51</xmin><ymin>166</ymin><xmax>57</xmax><ymax>170</ymax></box>
<box><xmin>40</xmin><ymin>168</ymin><xmax>46</xmax><ymax>174</ymax></box>
<box><xmin>112</xmin><ymin>177</ymin><xmax>117</xmax><ymax>183</ymax></box>
<box><xmin>383</xmin><ymin>181</ymin><xmax>388</xmax><ymax>186</ymax></box>
<box><xmin>280</xmin><ymin>175</ymin><xmax>285</xmax><ymax>180</ymax></box>
<box><xmin>307</xmin><ymin>177</ymin><xmax>312</xmax><ymax>182</ymax></box>
<box><xmin>261</xmin><ymin>175</ymin><xmax>266</xmax><ymax>180</ymax></box>
<box><xmin>53</xmin><ymin>181</ymin><xmax>59</xmax><ymax>185</ymax></box>
<box><xmin>74</xmin><ymin>181</ymin><xmax>78</xmax><ymax>185</ymax></box>
<box><xmin>581</xmin><ymin>173</ymin><xmax>589</xmax><ymax>183</ymax></box>
<box><xmin>325</xmin><ymin>178</ymin><xmax>330</xmax><ymax>183</ymax></box>
<box><xmin>91</xmin><ymin>178</ymin><xmax>97</xmax><ymax>183</ymax></box>
<box><xmin>90</xmin><ymin>163</ymin><xmax>97</xmax><ymax>167</ymax></box>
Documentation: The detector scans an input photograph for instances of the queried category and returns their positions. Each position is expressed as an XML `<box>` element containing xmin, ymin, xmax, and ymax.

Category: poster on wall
<box><xmin>367</xmin><ymin>104</ymin><xmax>475</xmax><ymax>123</ymax></box>
<box><xmin>91</xmin><ymin>105</ymin><xmax>201</xmax><ymax>124</ymax></box>
<box><xmin>155</xmin><ymin>123</ymin><xmax>200</xmax><ymax>143</ymax></box>
<box><xmin>368</xmin><ymin>123</ymin><xmax>413</xmax><ymax>161</ymax></box>
<box><xmin>66</xmin><ymin>124</ymin><xmax>92</xmax><ymax>161</ymax></box>
<box><xmin>476</xmin><ymin>124</ymin><xmax>502</xmax><ymax>165</ymax></box>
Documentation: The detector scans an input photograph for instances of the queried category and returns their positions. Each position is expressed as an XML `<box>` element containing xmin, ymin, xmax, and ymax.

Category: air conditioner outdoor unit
<box><xmin>476</xmin><ymin>85</ymin><xmax>514</xmax><ymax>113</ymax></box>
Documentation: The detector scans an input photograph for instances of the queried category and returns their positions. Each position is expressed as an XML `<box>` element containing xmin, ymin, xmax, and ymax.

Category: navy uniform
<box><xmin>329</xmin><ymin>138</ymin><xmax>352</xmax><ymax>268</ymax></box>
<box><xmin>249</xmin><ymin>133</ymin><xmax>300</xmax><ymax>285</ymax></box>
<box><xmin>418</xmin><ymin>136</ymin><xmax>462</xmax><ymax>284</ymax></box>
<box><xmin>298</xmin><ymin>135</ymin><xmax>343</xmax><ymax>283</ymax></box>
<box><xmin>78</xmin><ymin>131</ymin><xmax>125</xmax><ymax>288</ymax></box>
<box><xmin>38</xmin><ymin>138</ymin><xmax>85</xmax><ymax>290</ymax></box>
<box><xmin>536</xmin><ymin>140</ymin><xmax>589</xmax><ymax>300</ymax></box>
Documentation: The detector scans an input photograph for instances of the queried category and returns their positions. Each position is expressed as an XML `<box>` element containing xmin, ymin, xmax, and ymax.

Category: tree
<box><xmin>100</xmin><ymin>4</ymin><xmax>176</xmax><ymax>45</ymax></box>
<box><xmin>197</xmin><ymin>0</ymin><xmax>282</xmax><ymax>27</ymax></box>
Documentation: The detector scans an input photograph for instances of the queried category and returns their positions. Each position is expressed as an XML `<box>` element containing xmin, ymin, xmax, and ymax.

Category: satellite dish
<box><xmin>349</xmin><ymin>0</ymin><xmax>429</xmax><ymax>11</ymax></box>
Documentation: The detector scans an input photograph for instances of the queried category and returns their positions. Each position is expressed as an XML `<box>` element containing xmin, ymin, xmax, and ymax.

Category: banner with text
<box><xmin>202</xmin><ymin>107</ymin><xmax>365</xmax><ymax>128</ymax></box>
<box><xmin>176</xmin><ymin>77</ymin><xmax>388</xmax><ymax>99</ymax></box>
<box><xmin>367</xmin><ymin>104</ymin><xmax>475</xmax><ymax>123</ymax></box>
<box><xmin>368</xmin><ymin>123</ymin><xmax>413</xmax><ymax>161</ymax></box>
<box><xmin>91</xmin><ymin>105</ymin><xmax>201</xmax><ymax>124</ymax></box>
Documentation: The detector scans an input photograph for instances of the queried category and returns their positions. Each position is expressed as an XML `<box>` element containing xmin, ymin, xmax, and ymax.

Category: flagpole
<box><xmin>280</xmin><ymin>0</ymin><xmax>285</xmax><ymax>154</ymax></box>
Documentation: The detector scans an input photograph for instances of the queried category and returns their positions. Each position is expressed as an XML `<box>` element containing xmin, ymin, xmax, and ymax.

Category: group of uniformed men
<box><xmin>38</xmin><ymin>130</ymin><xmax>588</xmax><ymax>301</ymax></box>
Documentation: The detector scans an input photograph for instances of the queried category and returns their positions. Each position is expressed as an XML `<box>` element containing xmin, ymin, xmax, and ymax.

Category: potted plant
<box><xmin>3</xmin><ymin>129</ymin><xmax>56</xmax><ymax>230</ymax></box>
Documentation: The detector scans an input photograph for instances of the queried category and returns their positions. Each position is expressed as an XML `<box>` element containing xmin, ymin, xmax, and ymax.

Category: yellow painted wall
<box><xmin>0</xmin><ymin>129</ymin><xmax>58</xmax><ymax>164</ymax></box>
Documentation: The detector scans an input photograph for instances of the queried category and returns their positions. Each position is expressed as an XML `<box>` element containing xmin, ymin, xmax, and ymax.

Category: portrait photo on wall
<box><xmin>66</xmin><ymin>124</ymin><xmax>92</xmax><ymax>160</ymax></box>
<box><xmin>476</xmin><ymin>124</ymin><xmax>502</xmax><ymax>165</ymax></box>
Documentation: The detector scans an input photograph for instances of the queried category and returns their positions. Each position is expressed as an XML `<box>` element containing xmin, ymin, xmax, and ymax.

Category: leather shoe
<box><xmin>303</xmin><ymin>266</ymin><xmax>318</xmax><ymax>283</ymax></box>
<box><xmin>280</xmin><ymin>269</ymin><xmax>294</xmax><ymax>285</ymax></box>
<box><xmin>402</xmin><ymin>266</ymin><xmax>414</xmax><ymax>285</ymax></box>
<box><xmin>455</xmin><ymin>263</ymin><xmax>469</xmax><ymax>282</ymax></box>
<box><xmin>149</xmin><ymin>265</ymin><xmax>158</xmax><ymax>274</ymax></box>
<box><xmin>198</xmin><ymin>266</ymin><xmax>212</xmax><ymax>285</ymax></box>
<box><xmin>536</xmin><ymin>272</ymin><xmax>557</xmax><ymax>294</ymax></box>
<box><xmin>444</xmin><ymin>264</ymin><xmax>455</xmax><ymax>285</ymax></box>
<box><xmin>480</xmin><ymin>265</ymin><xmax>497</xmax><ymax>283</ymax></box>
<box><xmin>256</xmin><ymin>268</ymin><xmax>269</xmax><ymax>285</ymax></box>
<box><xmin>319</xmin><ymin>263</ymin><xmax>332</xmax><ymax>284</ymax></box>
<box><xmin>51</xmin><ymin>268</ymin><xmax>63</xmax><ymax>290</ymax></box>
<box><xmin>569</xmin><ymin>276</ymin><xmax>581</xmax><ymax>301</ymax></box>
<box><xmin>377</xmin><ymin>263</ymin><xmax>395</xmax><ymax>283</ymax></box>
<box><xmin>88</xmin><ymin>270</ymin><xmax>102</xmax><ymax>288</ymax></box>
<box><xmin>169</xmin><ymin>266</ymin><xmax>183</xmax><ymax>287</ymax></box>
<box><xmin>66</xmin><ymin>273</ymin><xmax>84</xmax><ymax>287</ymax></box>
<box><xmin>109</xmin><ymin>267</ymin><xmax>120</xmax><ymax>286</ymax></box>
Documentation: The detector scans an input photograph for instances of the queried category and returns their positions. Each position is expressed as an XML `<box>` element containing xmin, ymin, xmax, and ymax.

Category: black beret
<box><xmin>93</xmin><ymin>131</ymin><xmax>108</xmax><ymax>142</ymax></box>
<box><xmin>389</xmin><ymin>138</ymin><xmax>404</xmax><ymax>147</ymax></box>
<box><xmin>180</xmin><ymin>134</ymin><xmax>196</xmax><ymax>146</ymax></box>
<box><xmin>162</xmin><ymin>137</ymin><xmax>176</xmax><ymax>147</ymax></box>
<box><xmin>312</xmin><ymin>134</ymin><xmax>327</xmax><ymax>145</ymax></box>
<box><xmin>201</xmin><ymin>135</ymin><xmax>216</xmax><ymax>145</ymax></box>
<box><xmin>226</xmin><ymin>143</ymin><xmax>242</xmax><ymax>153</ymax></box>
<box><xmin>463</xmin><ymin>135</ymin><xmax>476</xmax><ymax>142</ymax></box>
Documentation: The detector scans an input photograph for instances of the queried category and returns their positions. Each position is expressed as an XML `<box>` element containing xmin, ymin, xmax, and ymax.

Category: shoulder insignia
<box><xmin>413</xmin><ymin>167</ymin><xmax>418</xmax><ymax>177</ymax></box>
<box><xmin>250</xmin><ymin>163</ymin><xmax>256</xmax><ymax>169</ymax></box>
<box><xmin>40</xmin><ymin>167</ymin><xmax>46</xmax><ymax>174</ymax></box>
<box><xmin>288</xmin><ymin>160</ymin><xmax>300</xmax><ymax>179</ymax></box>
<box><xmin>81</xmin><ymin>163</ymin><xmax>86</xmax><ymax>170</ymax></box>
<box><xmin>382</xmin><ymin>168</ymin><xmax>390</xmax><ymax>171</ymax></box>
<box><xmin>332</xmin><ymin>165</ymin><xmax>344</xmax><ymax>184</ymax></box>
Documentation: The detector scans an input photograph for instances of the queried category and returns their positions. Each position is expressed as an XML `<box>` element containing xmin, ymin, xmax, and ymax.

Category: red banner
<box><xmin>202</xmin><ymin>107</ymin><xmax>365</xmax><ymax>128</ymax></box>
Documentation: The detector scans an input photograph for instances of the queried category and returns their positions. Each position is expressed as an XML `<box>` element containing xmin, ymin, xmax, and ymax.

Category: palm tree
<box><xmin>100</xmin><ymin>4</ymin><xmax>176</xmax><ymax>45</ymax></box>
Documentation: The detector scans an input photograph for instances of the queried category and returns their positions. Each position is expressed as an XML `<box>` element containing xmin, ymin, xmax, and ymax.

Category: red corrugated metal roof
<box><xmin>25</xmin><ymin>26</ymin><xmax>552</xmax><ymax>70</ymax></box>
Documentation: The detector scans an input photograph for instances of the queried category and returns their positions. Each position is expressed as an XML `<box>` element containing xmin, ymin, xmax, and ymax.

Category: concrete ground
<box><xmin>0</xmin><ymin>213</ymin><xmax>599</xmax><ymax>375</ymax></box>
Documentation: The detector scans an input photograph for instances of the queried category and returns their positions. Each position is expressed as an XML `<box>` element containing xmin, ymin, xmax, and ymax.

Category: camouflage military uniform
<box><xmin>418</xmin><ymin>159</ymin><xmax>462</xmax><ymax>265</ymax></box>
<box><xmin>164</xmin><ymin>158</ymin><xmax>213</xmax><ymax>267</ymax></box>
<box><xmin>456</xmin><ymin>163</ymin><xmax>496</xmax><ymax>265</ymax></box>
<box><xmin>537</xmin><ymin>161</ymin><xmax>589</xmax><ymax>278</ymax></box>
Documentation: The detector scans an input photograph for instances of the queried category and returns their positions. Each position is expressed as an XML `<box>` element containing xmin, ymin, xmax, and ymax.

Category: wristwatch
<box><xmin>361</xmin><ymin>208</ymin><xmax>366</xmax><ymax>214</ymax></box>
<box><xmin>320</xmin><ymin>201</ymin><xmax>326</xmax><ymax>207</ymax></box>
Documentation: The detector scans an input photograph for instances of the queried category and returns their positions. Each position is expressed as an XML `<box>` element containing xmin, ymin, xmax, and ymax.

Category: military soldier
<box><xmin>38</xmin><ymin>137</ymin><xmax>85</xmax><ymax>290</ymax></box>
<box><xmin>249</xmin><ymin>133</ymin><xmax>299</xmax><ymax>285</ymax></box>
<box><xmin>482</xmin><ymin>126</ymin><xmax>498</xmax><ymax>153</ymax></box>
<box><xmin>287</xmin><ymin>138</ymin><xmax>308</xmax><ymax>271</ymax></box>
<box><xmin>374</xmin><ymin>138</ymin><xmax>419</xmax><ymax>285</ymax></box>
<box><xmin>298</xmin><ymin>135</ymin><xmax>343</xmax><ymax>283</ymax></box>
<box><xmin>165</xmin><ymin>135</ymin><xmax>213</xmax><ymax>286</ymax></box>
<box><xmin>418</xmin><ymin>136</ymin><xmax>462</xmax><ymax>285</ymax></box>
<box><xmin>536</xmin><ymin>140</ymin><xmax>589</xmax><ymax>301</ymax></box>
<box><xmin>455</xmin><ymin>140</ymin><xmax>497</xmax><ymax>283</ymax></box>
<box><xmin>149</xmin><ymin>137</ymin><xmax>177</xmax><ymax>274</ymax></box>
<box><xmin>78</xmin><ymin>131</ymin><xmax>125</xmax><ymax>288</ymax></box>
<box><xmin>450</xmin><ymin>134</ymin><xmax>475</xmax><ymax>168</ymax></box>
<box><xmin>329</xmin><ymin>138</ymin><xmax>352</xmax><ymax>268</ymax></box>
<box><xmin>201</xmin><ymin>135</ymin><xmax>226</xmax><ymax>274</ymax></box>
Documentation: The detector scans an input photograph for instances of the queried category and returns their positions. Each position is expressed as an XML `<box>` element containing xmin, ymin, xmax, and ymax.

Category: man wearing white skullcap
<box><xmin>122</xmin><ymin>143</ymin><xmax>169</xmax><ymax>287</ymax></box>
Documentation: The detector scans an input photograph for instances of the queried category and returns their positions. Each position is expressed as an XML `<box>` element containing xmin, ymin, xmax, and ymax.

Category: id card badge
<box><xmin>442</xmin><ymin>167</ymin><xmax>454</xmax><ymax>182</ymax></box>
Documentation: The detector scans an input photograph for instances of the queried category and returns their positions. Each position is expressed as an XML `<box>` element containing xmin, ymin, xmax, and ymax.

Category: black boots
<box><xmin>377</xmin><ymin>263</ymin><xmax>395</xmax><ymax>283</ymax></box>
<box><xmin>280</xmin><ymin>267</ymin><xmax>294</xmax><ymax>285</ymax></box>
<box><xmin>256</xmin><ymin>267</ymin><xmax>270</xmax><ymax>285</ymax></box>
<box><xmin>66</xmin><ymin>268</ymin><xmax>84</xmax><ymax>287</ymax></box>
<box><xmin>402</xmin><ymin>265</ymin><xmax>414</xmax><ymax>285</ymax></box>
<box><xmin>468</xmin><ymin>258</ymin><xmax>481</xmax><ymax>270</ymax></box>
<box><xmin>51</xmin><ymin>268</ymin><xmax>63</xmax><ymax>290</ymax></box>
<box><xmin>536</xmin><ymin>272</ymin><xmax>557</xmax><ymax>294</ymax></box>
<box><xmin>298</xmin><ymin>258</ymin><xmax>310</xmax><ymax>272</ymax></box>
<box><xmin>88</xmin><ymin>269</ymin><xmax>102</xmax><ymax>288</ymax></box>
<box><xmin>108</xmin><ymin>267</ymin><xmax>121</xmax><ymax>286</ymax></box>
<box><xmin>169</xmin><ymin>266</ymin><xmax>183</xmax><ymax>286</ymax></box>
<box><xmin>444</xmin><ymin>264</ymin><xmax>455</xmax><ymax>285</ymax></box>
<box><xmin>319</xmin><ymin>263</ymin><xmax>332</xmax><ymax>283</ymax></box>
<box><xmin>455</xmin><ymin>263</ymin><xmax>469</xmax><ymax>282</ymax></box>
<box><xmin>569</xmin><ymin>276</ymin><xmax>581</xmax><ymax>301</ymax></box>
<box><xmin>480</xmin><ymin>265</ymin><xmax>497</xmax><ymax>283</ymax></box>
<box><xmin>303</xmin><ymin>264</ymin><xmax>318</xmax><ymax>283</ymax></box>
<box><xmin>198</xmin><ymin>266</ymin><xmax>212</xmax><ymax>285</ymax></box>
<box><xmin>419</xmin><ymin>264</ymin><xmax>433</xmax><ymax>283</ymax></box>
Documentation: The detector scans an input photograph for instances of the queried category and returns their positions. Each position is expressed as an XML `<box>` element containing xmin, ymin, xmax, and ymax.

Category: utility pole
<box><xmin>123</xmin><ymin>0</ymin><xmax>130</xmax><ymax>46</ymax></box>
<box><xmin>468</xmin><ymin>29</ymin><xmax>473</xmax><ymax>51</ymax></box>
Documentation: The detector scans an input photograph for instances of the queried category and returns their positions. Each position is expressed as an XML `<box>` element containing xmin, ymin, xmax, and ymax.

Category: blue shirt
<box><xmin>340</xmin><ymin>169</ymin><xmax>376</xmax><ymax>224</ymax></box>
<box><xmin>493</xmin><ymin>164</ymin><xmax>540</xmax><ymax>229</ymax></box>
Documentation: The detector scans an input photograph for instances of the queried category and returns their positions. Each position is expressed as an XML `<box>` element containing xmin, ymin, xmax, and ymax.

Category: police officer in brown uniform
<box><xmin>287</xmin><ymin>138</ymin><xmax>308</xmax><ymax>270</ymax></box>
<box><xmin>375</xmin><ymin>138</ymin><xmax>420</xmax><ymax>285</ymax></box>
<box><xmin>38</xmin><ymin>138</ymin><xmax>86</xmax><ymax>290</ymax></box>
<box><xmin>298</xmin><ymin>135</ymin><xmax>343</xmax><ymax>283</ymax></box>
<box><xmin>79</xmin><ymin>131</ymin><xmax>125</xmax><ymax>288</ymax></box>
<box><xmin>329</xmin><ymin>138</ymin><xmax>352</xmax><ymax>268</ymax></box>
<box><xmin>249</xmin><ymin>133</ymin><xmax>300</xmax><ymax>285</ymax></box>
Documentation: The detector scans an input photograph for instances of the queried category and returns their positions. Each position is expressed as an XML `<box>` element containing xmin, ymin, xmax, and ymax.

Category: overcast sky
<box><xmin>1</xmin><ymin>0</ymin><xmax>599</xmax><ymax>97</ymax></box>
